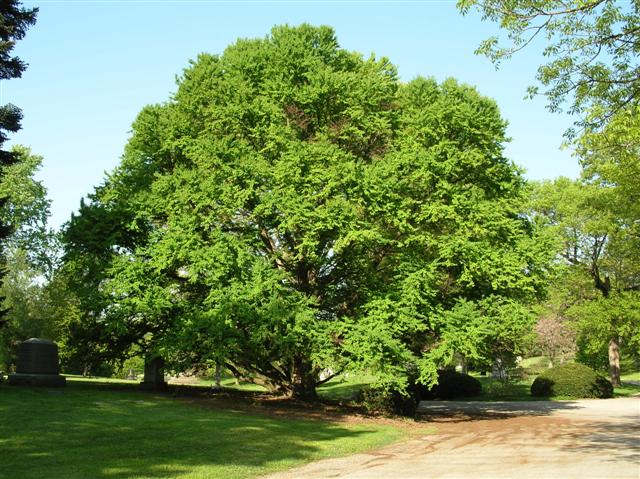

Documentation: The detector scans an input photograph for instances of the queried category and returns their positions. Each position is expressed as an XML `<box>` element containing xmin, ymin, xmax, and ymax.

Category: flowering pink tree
<box><xmin>535</xmin><ymin>315</ymin><xmax>576</xmax><ymax>367</ymax></box>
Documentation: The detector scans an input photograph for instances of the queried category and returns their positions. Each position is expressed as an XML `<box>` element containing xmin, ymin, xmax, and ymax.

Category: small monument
<box><xmin>8</xmin><ymin>338</ymin><xmax>66</xmax><ymax>387</ymax></box>
<box><xmin>140</xmin><ymin>356</ymin><xmax>167</xmax><ymax>390</ymax></box>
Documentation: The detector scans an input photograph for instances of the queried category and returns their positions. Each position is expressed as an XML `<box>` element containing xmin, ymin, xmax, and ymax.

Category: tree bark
<box><xmin>212</xmin><ymin>361</ymin><xmax>222</xmax><ymax>391</ymax></box>
<box><xmin>460</xmin><ymin>356</ymin><xmax>468</xmax><ymax>374</ymax></box>
<box><xmin>608</xmin><ymin>337</ymin><xmax>621</xmax><ymax>387</ymax></box>
<box><xmin>290</xmin><ymin>356</ymin><xmax>317</xmax><ymax>400</ymax></box>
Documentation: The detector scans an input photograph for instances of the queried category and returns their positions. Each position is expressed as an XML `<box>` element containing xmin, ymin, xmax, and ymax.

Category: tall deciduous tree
<box><xmin>578</xmin><ymin>106</ymin><xmax>640</xmax><ymax>226</ymax></box>
<box><xmin>63</xmin><ymin>25</ymin><xmax>553</xmax><ymax>399</ymax></box>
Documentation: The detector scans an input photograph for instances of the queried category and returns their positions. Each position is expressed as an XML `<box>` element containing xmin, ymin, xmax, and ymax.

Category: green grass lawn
<box><xmin>621</xmin><ymin>371</ymin><xmax>640</xmax><ymax>382</ymax></box>
<box><xmin>615</xmin><ymin>371</ymin><xmax>640</xmax><ymax>397</ymax></box>
<box><xmin>317</xmin><ymin>373</ymin><xmax>376</xmax><ymax>402</ymax></box>
<box><xmin>614</xmin><ymin>382</ymin><xmax>640</xmax><ymax>397</ymax></box>
<box><xmin>471</xmin><ymin>375</ymin><xmax>543</xmax><ymax>401</ymax></box>
<box><xmin>0</xmin><ymin>379</ymin><xmax>405</xmax><ymax>479</ymax></box>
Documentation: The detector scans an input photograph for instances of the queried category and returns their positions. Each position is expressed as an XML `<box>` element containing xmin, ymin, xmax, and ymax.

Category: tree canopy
<box><xmin>0</xmin><ymin>0</ymin><xmax>38</xmax><ymax>324</ymax></box>
<box><xmin>0</xmin><ymin>147</ymin><xmax>60</xmax><ymax>368</ymax></box>
<box><xmin>458</xmin><ymin>0</ymin><xmax>639</xmax><ymax>134</ymax></box>
<box><xmin>63</xmin><ymin>24</ymin><xmax>554</xmax><ymax>398</ymax></box>
<box><xmin>0</xmin><ymin>0</ymin><xmax>38</xmax><ymax>238</ymax></box>
<box><xmin>530</xmin><ymin>177</ymin><xmax>640</xmax><ymax>384</ymax></box>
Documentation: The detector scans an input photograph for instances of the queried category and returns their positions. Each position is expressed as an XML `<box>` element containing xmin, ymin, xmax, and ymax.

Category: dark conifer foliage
<box><xmin>0</xmin><ymin>1</ymin><xmax>38</xmax><ymax>321</ymax></box>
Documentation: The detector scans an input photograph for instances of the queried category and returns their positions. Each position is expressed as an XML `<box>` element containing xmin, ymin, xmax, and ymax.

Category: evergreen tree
<box><xmin>0</xmin><ymin>0</ymin><xmax>38</xmax><ymax>322</ymax></box>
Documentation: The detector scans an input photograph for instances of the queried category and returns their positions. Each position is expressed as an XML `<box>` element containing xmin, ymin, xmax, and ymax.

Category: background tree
<box><xmin>464</xmin><ymin>1</ymin><xmax>640</xmax><ymax>386</ymax></box>
<box><xmin>0</xmin><ymin>0</ymin><xmax>38</xmax><ymax>320</ymax></box>
<box><xmin>0</xmin><ymin>146</ymin><xmax>57</xmax><ymax>274</ymax></box>
<box><xmin>63</xmin><ymin>25</ymin><xmax>554</xmax><ymax>399</ymax></box>
<box><xmin>567</xmin><ymin>292</ymin><xmax>640</xmax><ymax>381</ymax></box>
<box><xmin>534</xmin><ymin>314</ymin><xmax>576</xmax><ymax>367</ymax></box>
<box><xmin>0</xmin><ymin>146</ymin><xmax>60</xmax><ymax>370</ymax></box>
<box><xmin>531</xmin><ymin>178</ymin><xmax>639</xmax><ymax>385</ymax></box>
<box><xmin>578</xmin><ymin>106</ymin><xmax>640</xmax><ymax>228</ymax></box>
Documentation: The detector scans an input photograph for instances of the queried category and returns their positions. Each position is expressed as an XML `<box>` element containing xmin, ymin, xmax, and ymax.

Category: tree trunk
<box><xmin>460</xmin><ymin>356</ymin><xmax>468</xmax><ymax>374</ymax></box>
<box><xmin>290</xmin><ymin>356</ymin><xmax>317</xmax><ymax>400</ymax></box>
<box><xmin>212</xmin><ymin>361</ymin><xmax>222</xmax><ymax>391</ymax></box>
<box><xmin>608</xmin><ymin>337</ymin><xmax>621</xmax><ymax>388</ymax></box>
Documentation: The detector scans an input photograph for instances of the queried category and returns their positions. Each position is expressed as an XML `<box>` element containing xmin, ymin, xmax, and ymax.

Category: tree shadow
<box><xmin>564</xmin><ymin>420</ymin><xmax>640</xmax><ymax>463</ymax></box>
<box><xmin>416</xmin><ymin>400</ymin><xmax>586</xmax><ymax>422</ymax></box>
<box><xmin>416</xmin><ymin>400</ymin><xmax>640</xmax><ymax>465</ymax></box>
<box><xmin>0</xmin><ymin>382</ymin><xmax>391</xmax><ymax>479</ymax></box>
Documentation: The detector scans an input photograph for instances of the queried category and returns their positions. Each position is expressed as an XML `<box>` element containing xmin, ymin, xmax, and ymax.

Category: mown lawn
<box><xmin>0</xmin><ymin>380</ymin><xmax>405</xmax><ymax>479</ymax></box>
<box><xmin>621</xmin><ymin>371</ymin><xmax>640</xmax><ymax>382</ymax></box>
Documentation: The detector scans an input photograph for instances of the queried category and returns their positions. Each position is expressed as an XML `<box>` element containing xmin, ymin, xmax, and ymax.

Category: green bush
<box><xmin>358</xmin><ymin>386</ymin><xmax>417</xmax><ymax>417</ymax></box>
<box><xmin>530</xmin><ymin>362</ymin><xmax>613</xmax><ymax>398</ymax></box>
<box><xmin>411</xmin><ymin>370</ymin><xmax>482</xmax><ymax>400</ymax></box>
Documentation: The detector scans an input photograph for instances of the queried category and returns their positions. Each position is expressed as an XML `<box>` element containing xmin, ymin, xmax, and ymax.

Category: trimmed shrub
<box><xmin>530</xmin><ymin>362</ymin><xmax>613</xmax><ymax>399</ymax></box>
<box><xmin>411</xmin><ymin>370</ymin><xmax>482</xmax><ymax>400</ymax></box>
<box><xmin>358</xmin><ymin>386</ymin><xmax>417</xmax><ymax>417</ymax></box>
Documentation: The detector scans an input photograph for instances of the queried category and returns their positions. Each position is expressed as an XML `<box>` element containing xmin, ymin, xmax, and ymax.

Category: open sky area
<box><xmin>6</xmin><ymin>0</ymin><xmax>581</xmax><ymax>229</ymax></box>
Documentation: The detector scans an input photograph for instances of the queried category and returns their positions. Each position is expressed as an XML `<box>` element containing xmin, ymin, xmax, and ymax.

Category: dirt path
<box><xmin>262</xmin><ymin>398</ymin><xmax>640</xmax><ymax>479</ymax></box>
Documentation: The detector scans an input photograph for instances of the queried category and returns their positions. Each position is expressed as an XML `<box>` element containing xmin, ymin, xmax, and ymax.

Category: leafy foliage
<box><xmin>578</xmin><ymin>106</ymin><xmax>640</xmax><ymax>230</ymax></box>
<box><xmin>0</xmin><ymin>146</ymin><xmax>58</xmax><ymax>274</ymax></box>
<box><xmin>62</xmin><ymin>25</ymin><xmax>553</xmax><ymax>398</ymax></box>
<box><xmin>412</xmin><ymin>369</ymin><xmax>482</xmax><ymax>400</ymax></box>
<box><xmin>530</xmin><ymin>362</ymin><xmax>613</xmax><ymax>398</ymax></box>
<box><xmin>357</xmin><ymin>385</ymin><xmax>418</xmax><ymax>417</ymax></box>
<box><xmin>458</xmin><ymin>0</ymin><xmax>640</xmax><ymax>134</ymax></box>
<box><xmin>0</xmin><ymin>1</ymin><xmax>38</xmax><ymax>320</ymax></box>
<box><xmin>530</xmin><ymin>178</ymin><xmax>640</xmax><ymax>384</ymax></box>
<box><xmin>0</xmin><ymin>148</ymin><xmax>60</xmax><ymax>369</ymax></box>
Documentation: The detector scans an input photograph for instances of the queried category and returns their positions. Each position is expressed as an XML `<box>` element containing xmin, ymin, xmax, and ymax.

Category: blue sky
<box><xmin>6</xmin><ymin>0</ymin><xmax>580</xmax><ymax>229</ymax></box>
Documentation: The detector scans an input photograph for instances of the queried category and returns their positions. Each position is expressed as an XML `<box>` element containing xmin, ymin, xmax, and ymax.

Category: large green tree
<box><xmin>64</xmin><ymin>25</ymin><xmax>553</xmax><ymax>398</ymax></box>
<box><xmin>578</xmin><ymin>106</ymin><xmax>640</xmax><ymax>224</ymax></box>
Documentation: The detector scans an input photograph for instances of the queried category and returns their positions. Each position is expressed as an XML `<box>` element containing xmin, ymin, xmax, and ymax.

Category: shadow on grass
<box><xmin>0</xmin><ymin>381</ymin><xmax>394</xmax><ymax>479</ymax></box>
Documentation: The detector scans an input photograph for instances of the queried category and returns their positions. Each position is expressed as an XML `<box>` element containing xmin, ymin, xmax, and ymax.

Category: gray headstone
<box><xmin>16</xmin><ymin>338</ymin><xmax>59</xmax><ymax>374</ymax></box>
<box><xmin>140</xmin><ymin>356</ymin><xmax>167</xmax><ymax>390</ymax></box>
<box><xmin>8</xmin><ymin>338</ymin><xmax>66</xmax><ymax>387</ymax></box>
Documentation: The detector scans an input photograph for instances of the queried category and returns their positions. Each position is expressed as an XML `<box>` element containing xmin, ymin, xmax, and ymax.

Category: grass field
<box><xmin>621</xmin><ymin>371</ymin><xmax>640</xmax><ymax>382</ymax></box>
<box><xmin>0</xmin><ymin>379</ymin><xmax>405</xmax><ymax>479</ymax></box>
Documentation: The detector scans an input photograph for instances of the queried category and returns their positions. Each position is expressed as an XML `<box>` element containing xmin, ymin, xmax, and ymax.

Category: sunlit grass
<box><xmin>0</xmin><ymin>380</ymin><xmax>405</xmax><ymax>479</ymax></box>
<box><xmin>318</xmin><ymin>373</ymin><xmax>377</xmax><ymax>402</ymax></box>
<box><xmin>620</xmin><ymin>371</ymin><xmax>640</xmax><ymax>382</ymax></box>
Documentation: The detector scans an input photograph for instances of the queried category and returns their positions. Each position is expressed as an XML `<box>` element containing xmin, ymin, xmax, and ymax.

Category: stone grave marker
<box><xmin>8</xmin><ymin>338</ymin><xmax>66</xmax><ymax>387</ymax></box>
<box><xmin>140</xmin><ymin>356</ymin><xmax>167</xmax><ymax>390</ymax></box>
